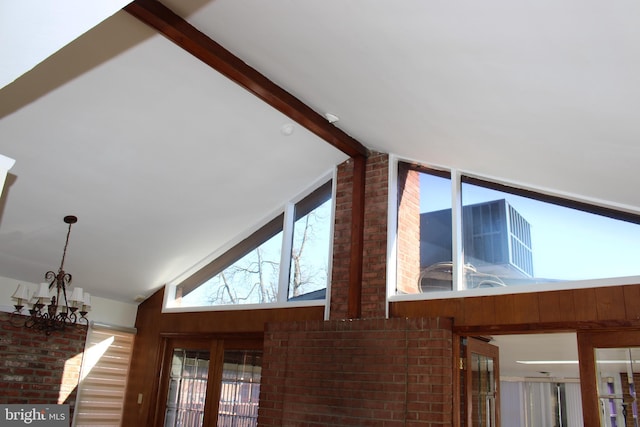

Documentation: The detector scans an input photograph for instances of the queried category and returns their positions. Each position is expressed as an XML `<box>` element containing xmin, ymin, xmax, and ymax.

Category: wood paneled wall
<box><xmin>391</xmin><ymin>283</ymin><xmax>640</xmax><ymax>333</ymax></box>
<box><xmin>121</xmin><ymin>288</ymin><xmax>325</xmax><ymax>426</ymax></box>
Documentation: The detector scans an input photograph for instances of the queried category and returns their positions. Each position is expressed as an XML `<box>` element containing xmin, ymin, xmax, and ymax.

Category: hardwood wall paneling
<box><xmin>595</xmin><ymin>286</ymin><xmax>626</xmax><ymax>320</ymax></box>
<box><xmin>460</xmin><ymin>296</ymin><xmax>496</xmax><ymax>326</ymax></box>
<box><xmin>538</xmin><ymin>290</ymin><xmax>576</xmax><ymax>323</ymax></box>
<box><xmin>572</xmin><ymin>288</ymin><xmax>598</xmax><ymax>321</ymax></box>
<box><xmin>434</xmin><ymin>297</ymin><xmax>463</xmax><ymax>319</ymax></box>
<box><xmin>121</xmin><ymin>287</ymin><xmax>325</xmax><ymax>426</ymax></box>
<box><xmin>389</xmin><ymin>297</ymin><xmax>462</xmax><ymax>319</ymax></box>
<box><xmin>158</xmin><ymin>305</ymin><xmax>324</xmax><ymax>334</ymax></box>
<box><xmin>123</xmin><ymin>288</ymin><xmax>165</xmax><ymax>426</ymax></box>
<box><xmin>388</xmin><ymin>299</ymin><xmax>409</xmax><ymax>317</ymax></box>
<box><xmin>494</xmin><ymin>293</ymin><xmax>540</xmax><ymax>325</ymax></box>
<box><xmin>623</xmin><ymin>284</ymin><xmax>640</xmax><ymax>321</ymax></box>
<box><xmin>391</xmin><ymin>284</ymin><xmax>640</xmax><ymax>330</ymax></box>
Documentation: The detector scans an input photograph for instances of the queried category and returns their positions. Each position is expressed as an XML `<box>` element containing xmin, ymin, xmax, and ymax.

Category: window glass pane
<box><xmin>417</xmin><ymin>172</ymin><xmax>453</xmax><ymax>292</ymax></box>
<box><xmin>398</xmin><ymin>161</ymin><xmax>640</xmax><ymax>296</ymax></box>
<box><xmin>165</xmin><ymin>349</ymin><xmax>210</xmax><ymax>427</ymax></box>
<box><xmin>218</xmin><ymin>350</ymin><xmax>262</xmax><ymax>427</ymax></box>
<box><xmin>461</xmin><ymin>181</ymin><xmax>640</xmax><ymax>288</ymax></box>
<box><xmin>288</xmin><ymin>197</ymin><xmax>332</xmax><ymax>301</ymax></box>
<box><xmin>471</xmin><ymin>353</ymin><xmax>497</xmax><ymax>427</ymax></box>
<box><xmin>180</xmin><ymin>232</ymin><xmax>283</xmax><ymax>306</ymax></box>
<box><xmin>170</xmin><ymin>179</ymin><xmax>333</xmax><ymax>309</ymax></box>
<box><xmin>594</xmin><ymin>347</ymin><xmax>640</xmax><ymax>427</ymax></box>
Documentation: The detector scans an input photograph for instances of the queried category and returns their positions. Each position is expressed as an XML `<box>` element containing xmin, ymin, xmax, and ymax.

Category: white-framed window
<box><xmin>164</xmin><ymin>178</ymin><xmax>334</xmax><ymax>311</ymax></box>
<box><xmin>390</xmin><ymin>158</ymin><xmax>640</xmax><ymax>300</ymax></box>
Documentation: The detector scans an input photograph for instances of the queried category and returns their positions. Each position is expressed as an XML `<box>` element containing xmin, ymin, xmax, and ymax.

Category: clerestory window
<box><xmin>394</xmin><ymin>161</ymin><xmax>640</xmax><ymax>297</ymax></box>
<box><xmin>166</xmin><ymin>179</ymin><xmax>333</xmax><ymax>310</ymax></box>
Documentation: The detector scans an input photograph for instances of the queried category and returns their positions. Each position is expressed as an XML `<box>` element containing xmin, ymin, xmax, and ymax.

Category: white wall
<box><xmin>0</xmin><ymin>275</ymin><xmax>137</xmax><ymax>328</ymax></box>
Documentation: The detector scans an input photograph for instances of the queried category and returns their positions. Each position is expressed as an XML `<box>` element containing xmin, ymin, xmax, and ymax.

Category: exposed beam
<box><xmin>347</xmin><ymin>155</ymin><xmax>366</xmax><ymax>319</ymax></box>
<box><xmin>125</xmin><ymin>0</ymin><xmax>369</xmax><ymax>159</ymax></box>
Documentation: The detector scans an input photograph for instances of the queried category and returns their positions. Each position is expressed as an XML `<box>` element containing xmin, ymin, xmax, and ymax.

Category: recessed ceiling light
<box><xmin>280</xmin><ymin>123</ymin><xmax>295</xmax><ymax>136</ymax></box>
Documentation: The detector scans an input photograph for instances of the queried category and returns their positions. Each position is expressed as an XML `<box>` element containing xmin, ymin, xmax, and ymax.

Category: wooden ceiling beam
<box><xmin>124</xmin><ymin>0</ymin><xmax>369</xmax><ymax>158</ymax></box>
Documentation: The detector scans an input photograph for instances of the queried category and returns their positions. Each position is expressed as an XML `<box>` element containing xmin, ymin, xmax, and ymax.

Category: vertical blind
<box><xmin>500</xmin><ymin>380</ymin><xmax>584</xmax><ymax>427</ymax></box>
<box><xmin>73</xmin><ymin>323</ymin><xmax>136</xmax><ymax>426</ymax></box>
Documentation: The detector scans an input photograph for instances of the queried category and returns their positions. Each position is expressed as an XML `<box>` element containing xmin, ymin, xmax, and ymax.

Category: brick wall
<box><xmin>258</xmin><ymin>317</ymin><xmax>453</xmax><ymax>426</ymax></box>
<box><xmin>331</xmin><ymin>152</ymin><xmax>390</xmax><ymax>320</ymax></box>
<box><xmin>330</xmin><ymin>158</ymin><xmax>355</xmax><ymax>319</ymax></box>
<box><xmin>0</xmin><ymin>312</ymin><xmax>87</xmax><ymax>422</ymax></box>
<box><xmin>361</xmin><ymin>153</ymin><xmax>390</xmax><ymax>319</ymax></box>
<box><xmin>397</xmin><ymin>163</ymin><xmax>421</xmax><ymax>294</ymax></box>
<box><xmin>619</xmin><ymin>372</ymin><xmax>640</xmax><ymax>427</ymax></box>
<box><xmin>264</xmin><ymin>155</ymin><xmax>455</xmax><ymax>426</ymax></box>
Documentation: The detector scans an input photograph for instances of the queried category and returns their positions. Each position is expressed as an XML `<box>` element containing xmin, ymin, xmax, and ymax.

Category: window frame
<box><xmin>388</xmin><ymin>155</ymin><xmax>640</xmax><ymax>304</ymax></box>
<box><xmin>163</xmin><ymin>172</ymin><xmax>336</xmax><ymax>313</ymax></box>
<box><xmin>154</xmin><ymin>336</ymin><xmax>263</xmax><ymax>427</ymax></box>
<box><xmin>285</xmin><ymin>179</ymin><xmax>334</xmax><ymax>301</ymax></box>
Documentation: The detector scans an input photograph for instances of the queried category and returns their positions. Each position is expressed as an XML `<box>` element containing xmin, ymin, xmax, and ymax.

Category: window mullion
<box><xmin>451</xmin><ymin>169</ymin><xmax>464</xmax><ymax>291</ymax></box>
<box><xmin>277</xmin><ymin>202</ymin><xmax>295</xmax><ymax>303</ymax></box>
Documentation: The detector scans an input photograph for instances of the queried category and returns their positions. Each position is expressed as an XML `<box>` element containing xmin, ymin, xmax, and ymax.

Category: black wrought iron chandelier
<box><xmin>10</xmin><ymin>215</ymin><xmax>90</xmax><ymax>335</ymax></box>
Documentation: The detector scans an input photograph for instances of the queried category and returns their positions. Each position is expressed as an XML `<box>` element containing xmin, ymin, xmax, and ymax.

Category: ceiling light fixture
<box><xmin>324</xmin><ymin>113</ymin><xmax>339</xmax><ymax>124</ymax></box>
<box><xmin>9</xmin><ymin>215</ymin><xmax>90</xmax><ymax>335</ymax></box>
<box><xmin>280</xmin><ymin>123</ymin><xmax>295</xmax><ymax>136</ymax></box>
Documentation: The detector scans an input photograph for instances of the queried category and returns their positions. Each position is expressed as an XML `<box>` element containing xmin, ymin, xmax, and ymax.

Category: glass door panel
<box><xmin>165</xmin><ymin>348</ymin><xmax>210</xmax><ymax>427</ymax></box>
<box><xmin>463</xmin><ymin>337</ymin><xmax>500</xmax><ymax>427</ymax></box>
<box><xmin>156</xmin><ymin>338</ymin><xmax>263</xmax><ymax>427</ymax></box>
<box><xmin>595</xmin><ymin>347</ymin><xmax>640</xmax><ymax>427</ymax></box>
<box><xmin>471</xmin><ymin>352</ymin><xmax>496</xmax><ymax>427</ymax></box>
<box><xmin>218</xmin><ymin>350</ymin><xmax>262</xmax><ymax>427</ymax></box>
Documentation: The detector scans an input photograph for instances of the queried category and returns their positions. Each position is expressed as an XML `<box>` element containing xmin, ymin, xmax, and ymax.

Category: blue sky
<box><xmin>420</xmin><ymin>173</ymin><xmax>640</xmax><ymax>281</ymax></box>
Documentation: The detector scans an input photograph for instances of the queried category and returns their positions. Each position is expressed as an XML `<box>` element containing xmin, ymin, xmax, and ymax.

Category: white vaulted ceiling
<box><xmin>1</xmin><ymin>0</ymin><xmax>640</xmax><ymax>307</ymax></box>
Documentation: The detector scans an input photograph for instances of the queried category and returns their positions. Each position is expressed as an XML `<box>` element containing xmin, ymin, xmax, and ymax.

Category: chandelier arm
<box><xmin>65</xmin><ymin>310</ymin><xmax>77</xmax><ymax>326</ymax></box>
<box><xmin>76</xmin><ymin>315</ymin><xmax>89</xmax><ymax>329</ymax></box>
<box><xmin>45</xmin><ymin>270</ymin><xmax>56</xmax><ymax>289</ymax></box>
